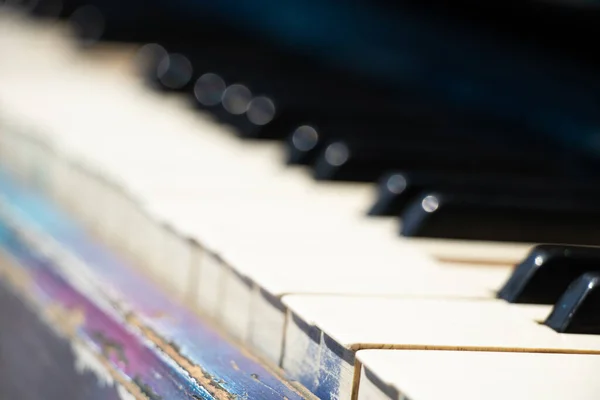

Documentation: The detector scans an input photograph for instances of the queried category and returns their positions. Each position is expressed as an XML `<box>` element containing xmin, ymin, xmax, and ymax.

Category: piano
<box><xmin>0</xmin><ymin>1</ymin><xmax>599</xmax><ymax>399</ymax></box>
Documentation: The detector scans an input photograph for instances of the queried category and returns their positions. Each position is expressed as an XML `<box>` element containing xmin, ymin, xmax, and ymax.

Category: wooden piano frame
<box><xmin>0</xmin><ymin>169</ymin><xmax>308</xmax><ymax>400</ymax></box>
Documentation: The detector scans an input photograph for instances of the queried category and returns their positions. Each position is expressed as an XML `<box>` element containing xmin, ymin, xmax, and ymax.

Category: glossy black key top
<box><xmin>286</xmin><ymin>110</ymin><xmax>454</xmax><ymax>165</ymax></box>
<box><xmin>498</xmin><ymin>245</ymin><xmax>600</xmax><ymax>304</ymax></box>
<box><xmin>148</xmin><ymin>36</ymin><xmax>272</xmax><ymax>93</ymax></box>
<box><xmin>545</xmin><ymin>272</ymin><xmax>600</xmax><ymax>334</ymax></box>
<box><xmin>25</xmin><ymin>0</ymin><xmax>69</xmax><ymax>18</ymax></box>
<box><xmin>401</xmin><ymin>192</ymin><xmax>600</xmax><ymax>245</ymax></box>
<box><xmin>368</xmin><ymin>171</ymin><xmax>600</xmax><ymax>216</ymax></box>
<box><xmin>68</xmin><ymin>0</ymin><xmax>224</xmax><ymax>45</ymax></box>
<box><xmin>220</xmin><ymin>72</ymin><xmax>398</xmax><ymax>139</ymax></box>
<box><xmin>312</xmin><ymin>133</ymin><xmax>562</xmax><ymax>182</ymax></box>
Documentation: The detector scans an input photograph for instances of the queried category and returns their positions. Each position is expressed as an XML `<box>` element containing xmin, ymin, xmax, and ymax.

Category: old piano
<box><xmin>0</xmin><ymin>0</ymin><xmax>599</xmax><ymax>399</ymax></box>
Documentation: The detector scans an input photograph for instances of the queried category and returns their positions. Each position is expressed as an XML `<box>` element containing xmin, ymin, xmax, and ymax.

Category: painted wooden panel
<box><xmin>0</xmin><ymin>169</ymin><xmax>307</xmax><ymax>399</ymax></box>
<box><xmin>0</xmin><ymin>280</ymin><xmax>124</xmax><ymax>400</ymax></box>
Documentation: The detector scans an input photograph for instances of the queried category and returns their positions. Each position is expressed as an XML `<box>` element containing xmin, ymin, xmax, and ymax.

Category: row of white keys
<box><xmin>0</xmin><ymin>10</ymin><xmax>523</xmax><ymax>358</ymax></box>
<box><xmin>0</xmin><ymin>11</ymin><xmax>576</xmax><ymax>394</ymax></box>
<box><xmin>0</xmin><ymin>10</ymin><xmax>534</xmax><ymax>261</ymax></box>
<box><xmin>0</xmin><ymin>20</ymin><xmax>513</xmax><ymax>290</ymax></box>
<box><xmin>7</xmin><ymin>20</ymin><xmax>595</xmax><ymax>400</ymax></box>
<box><xmin>357</xmin><ymin>350</ymin><xmax>600</xmax><ymax>400</ymax></box>
<box><xmin>281</xmin><ymin>294</ymin><xmax>600</xmax><ymax>399</ymax></box>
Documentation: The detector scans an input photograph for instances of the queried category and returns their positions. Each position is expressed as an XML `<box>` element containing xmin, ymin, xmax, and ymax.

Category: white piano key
<box><xmin>357</xmin><ymin>350</ymin><xmax>600</xmax><ymax>400</ymax></box>
<box><xmin>196</xmin><ymin>248</ymin><xmax>226</xmax><ymax>318</ymax></box>
<box><xmin>411</xmin><ymin>237</ymin><xmax>533</xmax><ymax>266</ymax></box>
<box><xmin>245</xmin><ymin>261</ymin><xmax>512</xmax><ymax>364</ymax></box>
<box><xmin>284</xmin><ymin>311</ymin><xmax>323</xmax><ymax>393</ymax></box>
<box><xmin>146</xmin><ymin>195</ymin><xmax>421</xmax><ymax>331</ymax></box>
<box><xmin>160</xmin><ymin>226</ymin><xmax>196</xmax><ymax>299</ymax></box>
<box><xmin>139</xmin><ymin>178</ymin><xmax>514</xmax><ymax>362</ymax></box>
<box><xmin>220</xmin><ymin>267</ymin><xmax>255</xmax><ymax>342</ymax></box>
<box><xmin>282</xmin><ymin>295</ymin><xmax>600</xmax><ymax>399</ymax></box>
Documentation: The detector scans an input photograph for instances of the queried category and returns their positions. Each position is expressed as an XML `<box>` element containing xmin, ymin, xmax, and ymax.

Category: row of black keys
<box><xmin>502</xmin><ymin>244</ymin><xmax>600</xmax><ymax>335</ymax></box>
<box><xmin>136</xmin><ymin>38</ymin><xmax>600</xmax><ymax>247</ymax></box>
<box><xmin>13</xmin><ymin>1</ymin><xmax>600</xmax><ymax>246</ymax></box>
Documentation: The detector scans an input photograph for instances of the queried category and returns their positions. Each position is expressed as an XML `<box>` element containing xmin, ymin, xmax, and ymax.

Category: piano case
<box><xmin>0</xmin><ymin>171</ymin><xmax>307</xmax><ymax>400</ymax></box>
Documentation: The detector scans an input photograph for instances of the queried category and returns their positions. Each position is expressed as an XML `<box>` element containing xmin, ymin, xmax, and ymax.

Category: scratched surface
<box><xmin>0</xmin><ymin>170</ymin><xmax>306</xmax><ymax>400</ymax></box>
<box><xmin>0</xmin><ymin>217</ymin><xmax>214</xmax><ymax>399</ymax></box>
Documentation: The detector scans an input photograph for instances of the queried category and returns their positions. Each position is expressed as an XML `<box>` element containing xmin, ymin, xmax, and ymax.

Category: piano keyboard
<box><xmin>1</xmin><ymin>3</ymin><xmax>600</xmax><ymax>399</ymax></box>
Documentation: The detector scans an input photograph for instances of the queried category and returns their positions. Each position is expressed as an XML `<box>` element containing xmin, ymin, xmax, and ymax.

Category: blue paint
<box><xmin>315</xmin><ymin>347</ymin><xmax>341</xmax><ymax>400</ymax></box>
<box><xmin>0</xmin><ymin>170</ymin><xmax>305</xmax><ymax>400</ymax></box>
<box><xmin>0</xmin><ymin>218</ymin><xmax>215</xmax><ymax>400</ymax></box>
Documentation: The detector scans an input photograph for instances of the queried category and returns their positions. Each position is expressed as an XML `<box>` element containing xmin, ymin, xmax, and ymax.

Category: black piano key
<box><xmin>400</xmin><ymin>192</ymin><xmax>600</xmax><ymax>245</ymax></box>
<box><xmin>230</xmin><ymin>71</ymin><xmax>407</xmax><ymax>139</ymax></box>
<box><xmin>287</xmin><ymin>124</ymin><xmax>322</xmax><ymax>164</ymax></box>
<box><xmin>544</xmin><ymin>272</ymin><xmax>600</xmax><ymax>334</ymax></box>
<box><xmin>219</xmin><ymin>89</ymin><xmax>396</xmax><ymax>139</ymax></box>
<box><xmin>154</xmin><ymin>52</ymin><xmax>195</xmax><ymax>91</ymax></box>
<box><xmin>498</xmin><ymin>245</ymin><xmax>600</xmax><ymax>304</ymax></box>
<box><xmin>184</xmin><ymin>46</ymin><xmax>410</xmax><ymax>138</ymax></box>
<box><xmin>24</xmin><ymin>0</ymin><xmax>68</xmax><ymax>18</ymax></box>
<box><xmin>368</xmin><ymin>171</ymin><xmax>600</xmax><ymax>216</ymax></box>
<box><xmin>68</xmin><ymin>3</ymin><xmax>108</xmax><ymax>45</ymax></box>
<box><xmin>285</xmin><ymin>110</ymin><xmax>454</xmax><ymax>165</ymax></box>
<box><xmin>190</xmin><ymin>52</ymin><xmax>258</xmax><ymax>106</ymax></box>
<box><xmin>67</xmin><ymin>0</ymin><xmax>226</xmax><ymax>45</ymax></box>
<box><xmin>312</xmin><ymin>133</ymin><xmax>563</xmax><ymax>182</ymax></box>
<box><xmin>147</xmin><ymin>35</ymin><xmax>271</xmax><ymax>93</ymax></box>
<box><xmin>134</xmin><ymin>43</ymin><xmax>170</xmax><ymax>87</ymax></box>
<box><xmin>162</xmin><ymin>45</ymin><xmax>325</xmax><ymax>125</ymax></box>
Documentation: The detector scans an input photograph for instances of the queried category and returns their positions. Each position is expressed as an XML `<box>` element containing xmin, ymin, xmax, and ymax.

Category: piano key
<box><xmin>241</xmin><ymin>257</ymin><xmax>510</xmax><ymax>363</ymax></box>
<box><xmin>356</xmin><ymin>350</ymin><xmax>600</xmax><ymax>400</ymax></box>
<box><xmin>174</xmin><ymin>46</ymin><xmax>405</xmax><ymax>138</ymax></box>
<box><xmin>150</xmin><ymin>42</ymin><xmax>260</xmax><ymax>94</ymax></box>
<box><xmin>401</xmin><ymin>191</ymin><xmax>600</xmax><ymax>244</ymax></box>
<box><xmin>498</xmin><ymin>245</ymin><xmax>600</xmax><ymax>304</ymax></box>
<box><xmin>369</xmin><ymin>170</ymin><xmax>600</xmax><ymax>216</ymax></box>
<box><xmin>545</xmin><ymin>272</ymin><xmax>600</xmax><ymax>334</ymax></box>
<box><xmin>155</xmin><ymin>52</ymin><xmax>194</xmax><ymax>91</ymax></box>
<box><xmin>281</xmin><ymin>294</ymin><xmax>600</xmax><ymax>399</ymax></box>
<box><xmin>285</xmin><ymin>112</ymin><xmax>450</xmax><ymax>166</ymax></box>
<box><xmin>312</xmin><ymin>133</ymin><xmax>563</xmax><ymax>182</ymax></box>
<box><xmin>21</xmin><ymin>0</ymin><xmax>66</xmax><ymax>18</ymax></box>
<box><xmin>214</xmin><ymin>81</ymin><xmax>399</xmax><ymax>140</ymax></box>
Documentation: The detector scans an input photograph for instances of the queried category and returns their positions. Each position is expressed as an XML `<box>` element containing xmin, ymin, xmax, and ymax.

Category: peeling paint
<box><xmin>117</xmin><ymin>385</ymin><xmax>138</xmax><ymax>400</ymax></box>
<box><xmin>0</xmin><ymin>170</ymin><xmax>306</xmax><ymax>400</ymax></box>
<box><xmin>72</xmin><ymin>340</ymin><xmax>116</xmax><ymax>388</ymax></box>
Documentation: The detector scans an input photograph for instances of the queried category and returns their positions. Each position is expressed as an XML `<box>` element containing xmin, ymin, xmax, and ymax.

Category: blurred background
<box><xmin>3</xmin><ymin>0</ymin><xmax>600</xmax><ymax>165</ymax></box>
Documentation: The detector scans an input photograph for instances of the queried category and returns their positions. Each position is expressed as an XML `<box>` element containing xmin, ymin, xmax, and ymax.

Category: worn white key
<box><xmin>357</xmin><ymin>350</ymin><xmax>600</xmax><ymax>400</ymax></box>
<box><xmin>244</xmin><ymin>260</ymin><xmax>511</xmax><ymax>363</ymax></box>
<box><xmin>282</xmin><ymin>295</ymin><xmax>600</xmax><ymax>399</ymax></box>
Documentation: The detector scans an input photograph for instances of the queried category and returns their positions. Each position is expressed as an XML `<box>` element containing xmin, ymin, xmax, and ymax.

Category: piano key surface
<box><xmin>357</xmin><ymin>350</ymin><xmax>600</xmax><ymax>400</ymax></box>
<box><xmin>281</xmin><ymin>294</ymin><xmax>600</xmax><ymax>398</ymax></box>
